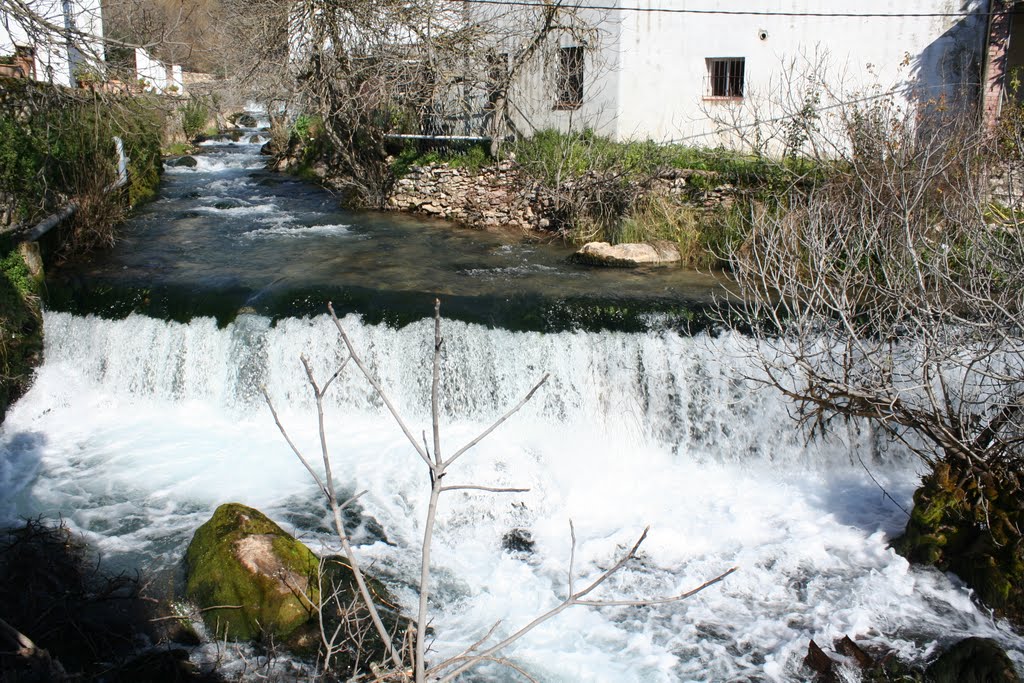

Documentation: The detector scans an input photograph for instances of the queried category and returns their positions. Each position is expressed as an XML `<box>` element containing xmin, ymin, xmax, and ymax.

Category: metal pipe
<box><xmin>384</xmin><ymin>133</ymin><xmax>492</xmax><ymax>141</ymax></box>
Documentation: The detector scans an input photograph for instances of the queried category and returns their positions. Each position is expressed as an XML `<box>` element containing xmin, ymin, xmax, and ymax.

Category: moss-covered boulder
<box><xmin>184</xmin><ymin>503</ymin><xmax>321</xmax><ymax>642</ymax></box>
<box><xmin>894</xmin><ymin>460</ymin><xmax>1024</xmax><ymax>626</ymax></box>
<box><xmin>925</xmin><ymin>637</ymin><xmax>1020</xmax><ymax>683</ymax></box>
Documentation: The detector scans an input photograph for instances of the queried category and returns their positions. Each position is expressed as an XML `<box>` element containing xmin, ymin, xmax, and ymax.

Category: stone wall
<box><xmin>988</xmin><ymin>162</ymin><xmax>1024</xmax><ymax>212</ymax></box>
<box><xmin>386</xmin><ymin>162</ymin><xmax>738</xmax><ymax>232</ymax></box>
<box><xmin>387</xmin><ymin>161</ymin><xmax>550</xmax><ymax>231</ymax></box>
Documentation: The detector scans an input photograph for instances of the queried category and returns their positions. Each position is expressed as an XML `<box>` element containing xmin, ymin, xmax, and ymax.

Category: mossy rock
<box><xmin>894</xmin><ymin>460</ymin><xmax>1024</xmax><ymax>626</ymax></box>
<box><xmin>184</xmin><ymin>503</ymin><xmax>321</xmax><ymax>642</ymax></box>
<box><xmin>925</xmin><ymin>637</ymin><xmax>1020</xmax><ymax>683</ymax></box>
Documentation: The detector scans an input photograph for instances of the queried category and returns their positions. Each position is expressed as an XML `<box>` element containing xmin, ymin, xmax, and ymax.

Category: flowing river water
<box><xmin>2</xmin><ymin>133</ymin><xmax>1022</xmax><ymax>681</ymax></box>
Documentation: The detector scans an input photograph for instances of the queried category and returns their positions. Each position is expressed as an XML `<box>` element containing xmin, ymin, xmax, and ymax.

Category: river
<box><xmin>1</xmin><ymin>132</ymin><xmax>1021</xmax><ymax>681</ymax></box>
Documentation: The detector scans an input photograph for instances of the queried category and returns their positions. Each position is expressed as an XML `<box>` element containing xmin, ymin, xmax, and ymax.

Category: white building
<box><xmin>506</xmin><ymin>0</ymin><xmax>1000</xmax><ymax>148</ymax></box>
<box><xmin>0</xmin><ymin>0</ymin><xmax>105</xmax><ymax>87</ymax></box>
<box><xmin>133</xmin><ymin>47</ymin><xmax>184</xmax><ymax>95</ymax></box>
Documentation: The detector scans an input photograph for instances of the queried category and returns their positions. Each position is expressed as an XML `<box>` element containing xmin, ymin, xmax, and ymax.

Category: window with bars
<box><xmin>706</xmin><ymin>58</ymin><xmax>745</xmax><ymax>98</ymax></box>
<box><xmin>556</xmin><ymin>46</ymin><xmax>584</xmax><ymax>109</ymax></box>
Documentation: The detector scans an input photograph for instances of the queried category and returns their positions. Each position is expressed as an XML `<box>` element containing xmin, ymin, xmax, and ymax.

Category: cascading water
<box><xmin>3</xmin><ymin>132</ymin><xmax>1022</xmax><ymax>681</ymax></box>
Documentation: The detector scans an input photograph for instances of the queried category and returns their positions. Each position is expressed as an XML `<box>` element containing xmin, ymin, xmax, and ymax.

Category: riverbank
<box><xmin>272</xmin><ymin>126</ymin><xmax>789</xmax><ymax>268</ymax></box>
<box><xmin>0</xmin><ymin>79</ymin><xmax>167</xmax><ymax>420</ymax></box>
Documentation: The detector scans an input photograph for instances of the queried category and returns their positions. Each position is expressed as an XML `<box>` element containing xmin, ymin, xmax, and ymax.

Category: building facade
<box><xmin>0</xmin><ymin>0</ymin><xmax>105</xmax><ymax>87</ymax></box>
<box><xmin>507</xmin><ymin>0</ymin><xmax>1001</xmax><ymax>147</ymax></box>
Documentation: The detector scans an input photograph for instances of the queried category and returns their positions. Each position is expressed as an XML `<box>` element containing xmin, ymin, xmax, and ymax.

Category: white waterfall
<box><xmin>1</xmin><ymin>310</ymin><xmax>1020</xmax><ymax>681</ymax></box>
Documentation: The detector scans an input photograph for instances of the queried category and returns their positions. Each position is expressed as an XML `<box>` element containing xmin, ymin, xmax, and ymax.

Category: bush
<box><xmin>180</xmin><ymin>96</ymin><xmax>210</xmax><ymax>141</ymax></box>
<box><xmin>0</xmin><ymin>84</ymin><xmax>163</xmax><ymax>225</ymax></box>
<box><xmin>0</xmin><ymin>242</ymin><xmax>41</xmax><ymax>420</ymax></box>
<box><xmin>390</xmin><ymin>141</ymin><xmax>492</xmax><ymax>177</ymax></box>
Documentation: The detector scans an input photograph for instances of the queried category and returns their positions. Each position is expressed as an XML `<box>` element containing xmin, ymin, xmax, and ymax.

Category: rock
<box><xmin>248</xmin><ymin>135</ymin><xmax>261</xmax><ymax>144</ymax></box>
<box><xmin>169</xmin><ymin>156</ymin><xmax>197</xmax><ymax>168</ymax></box>
<box><xmin>926</xmin><ymin>637</ymin><xmax>1020</xmax><ymax>683</ymax></box>
<box><xmin>501</xmin><ymin>529</ymin><xmax>534</xmax><ymax>554</ymax></box>
<box><xmin>803</xmin><ymin>640</ymin><xmax>839</xmax><ymax>682</ymax></box>
<box><xmin>893</xmin><ymin>459</ymin><xmax>1024</xmax><ymax>625</ymax></box>
<box><xmin>834</xmin><ymin>635</ymin><xmax>873</xmax><ymax>670</ymax></box>
<box><xmin>184</xmin><ymin>503</ymin><xmax>320</xmax><ymax>642</ymax></box>
<box><xmin>230</xmin><ymin>113</ymin><xmax>257</xmax><ymax>128</ymax></box>
<box><xmin>573</xmin><ymin>241</ymin><xmax>681</xmax><ymax>267</ymax></box>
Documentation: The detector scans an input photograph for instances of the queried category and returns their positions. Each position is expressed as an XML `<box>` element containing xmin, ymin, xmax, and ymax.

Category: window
<box><xmin>556</xmin><ymin>46</ymin><xmax>584</xmax><ymax>109</ymax></box>
<box><xmin>706</xmin><ymin>58</ymin><xmax>745</xmax><ymax>98</ymax></box>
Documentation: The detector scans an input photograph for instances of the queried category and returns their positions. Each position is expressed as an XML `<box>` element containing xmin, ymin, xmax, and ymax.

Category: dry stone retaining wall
<box><xmin>386</xmin><ymin>161</ymin><xmax>740</xmax><ymax>232</ymax></box>
<box><xmin>387</xmin><ymin>161</ymin><xmax>552</xmax><ymax>231</ymax></box>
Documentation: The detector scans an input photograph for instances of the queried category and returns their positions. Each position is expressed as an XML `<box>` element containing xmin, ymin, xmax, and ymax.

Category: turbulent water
<box><xmin>2</xmin><ymin>134</ymin><xmax>1022</xmax><ymax>681</ymax></box>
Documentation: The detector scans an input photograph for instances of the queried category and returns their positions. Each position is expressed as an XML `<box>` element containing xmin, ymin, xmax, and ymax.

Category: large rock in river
<box><xmin>573</xmin><ymin>241</ymin><xmax>681</xmax><ymax>267</ymax></box>
<box><xmin>184</xmin><ymin>503</ymin><xmax>320</xmax><ymax>642</ymax></box>
<box><xmin>926</xmin><ymin>637</ymin><xmax>1020</xmax><ymax>683</ymax></box>
<box><xmin>894</xmin><ymin>459</ymin><xmax>1024</xmax><ymax>626</ymax></box>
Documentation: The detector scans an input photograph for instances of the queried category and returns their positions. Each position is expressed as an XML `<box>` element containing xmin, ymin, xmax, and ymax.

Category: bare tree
<box><xmin>719</xmin><ymin>85</ymin><xmax>1024</xmax><ymax>617</ymax></box>
<box><xmin>726</xmin><ymin>98</ymin><xmax>1023</xmax><ymax>469</ymax></box>
<box><xmin>264</xmin><ymin>301</ymin><xmax>736</xmax><ymax>682</ymax></box>
<box><xmin>213</xmin><ymin>0</ymin><xmax>612</xmax><ymax>206</ymax></box>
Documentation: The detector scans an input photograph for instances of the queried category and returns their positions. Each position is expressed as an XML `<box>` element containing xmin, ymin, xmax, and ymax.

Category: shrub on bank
<box><xmin>0</xmin><ymin>79</ymin><xmax>163</xmax><ymax>233</ymax></box>
<box><xmin>0</xmin><ymin>241</ymin><xmax>41</xmax><ymax>421</ymax></box>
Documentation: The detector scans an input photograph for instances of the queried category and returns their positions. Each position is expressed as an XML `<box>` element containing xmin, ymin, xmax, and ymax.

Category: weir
<box><xmin>2</xmin><ymin>132</ymin><xmax>1022</xmax><ymax>681</ymax></box>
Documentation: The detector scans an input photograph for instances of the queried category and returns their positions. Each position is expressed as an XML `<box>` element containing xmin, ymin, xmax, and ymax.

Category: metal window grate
<box><xmin>556</xmin><ymin>46</ymin><xmax>584</xmax><ymax>108</ymax></box>
<box><xmin>706</xmin><ymin>58</ymin><xmax>745</xmax><ymax>97</ymax></box>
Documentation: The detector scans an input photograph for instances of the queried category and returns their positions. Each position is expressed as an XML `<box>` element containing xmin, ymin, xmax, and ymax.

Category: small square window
<box><xmin>556</xmin><ymin>46</ymin><xmax>584</xmax><ymax>109</ymax></box>
<box><xmin>706</xmin><ymin>57</ymin><xmax>745</xmax><ymax>98</ymax></box>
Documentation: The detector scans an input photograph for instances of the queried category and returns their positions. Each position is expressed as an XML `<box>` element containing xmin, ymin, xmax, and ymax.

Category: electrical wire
<box><xmin>451</xmin><ymin>0</ymin><xmax>1008</xmax><ymax>20</ymax></box>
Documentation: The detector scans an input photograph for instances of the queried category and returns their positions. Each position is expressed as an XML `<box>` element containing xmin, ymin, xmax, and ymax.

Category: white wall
<box><xmin>506</xmin><ymin>7</ymin><xmax>624</xmax><ymax>138</ymax></box>
<box><xmin>135</xmin><ymin>46</ymin><xmax>167</xmax><ymax>92</ymax></box>
<box><xmin>509</xmin><ymin>0</ymin><xmax>990</xmax><ymax>147</ymax></box>
<box><xmin>0</xmin><ymin>0</ymin><xmax>104</xmax><ymax>87</ymax></box>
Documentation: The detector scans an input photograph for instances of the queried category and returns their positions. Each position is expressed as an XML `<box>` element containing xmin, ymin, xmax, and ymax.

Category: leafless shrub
<box><xmin>722</xmin><ymin>90</ymin><xmax>1024</xmax><ymax>478</ymax></box>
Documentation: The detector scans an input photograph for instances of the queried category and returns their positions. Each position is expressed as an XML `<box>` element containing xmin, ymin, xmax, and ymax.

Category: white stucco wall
<box><xmin>508</xmin><ymin>0</ymin><xmax>990</xmax><ymax>148</ymax></box>
<box><xmin>505</xmin><ymin>6</ymin><xmax>624</xmax><ymax>138</ymax></box>
<box><xmin>0</xmin><ymin>0</ymin><xmax>104</xmax><ymax>87</ymax></box>
<box><xmin>134</xmin><ymin>47</ymin><xmax>168</xmax><ymax>92</ymax></box>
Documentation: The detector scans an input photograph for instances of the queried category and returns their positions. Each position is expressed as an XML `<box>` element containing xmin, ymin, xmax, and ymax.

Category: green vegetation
<box><xmin>390</xmin><ymin>141</ymin><xmax>491</xmax><ymax>177</ymax></box>
<box><xmin>511</xmin><ymin>128</ymin><xmax>817</xmax><ymax>189</ymax></box>
<box><xmin>0</xmin><ymin>80</ymin><xmax>164</xmax><ymax>226</ymax></box>
<box><xmin>161</xmin><ymin>141</ymin><xmax>191</xmax><ymax>156</ymax></box>
<box><xmin>614</xmin><ymin>195</ymin><xmax>750</xmax><ymax>268</ymax></box>
<box><xmin>180</xmin><ymin>95</ymin><xmax>211</xmax><ymax>141</ymax></box>
<box><xmin>0</xmin><ymin>81</ymin><xmax>164</xmax><ymax>422</ymax></box>
<box><xmin>0</xmin><ymin>240</ymin><xmax>41</xmax><ymax>421</ymax></box>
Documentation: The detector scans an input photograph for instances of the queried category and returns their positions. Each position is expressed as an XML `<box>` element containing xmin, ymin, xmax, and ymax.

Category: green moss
<box><xmin>184</xmin><ymin>503</ymin><xmax>320</xmax><ymax>642</ymax></box>
<box><xmin>894</xmin><ymin>459</ymin><xmax>1024</xmax><ymax>626</ymax></box>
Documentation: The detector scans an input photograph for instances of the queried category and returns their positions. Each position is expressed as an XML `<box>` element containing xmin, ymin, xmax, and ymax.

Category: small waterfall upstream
<box><xmin>3</xmin><ymin>131</ymin><xmax>1021</xmax><ymax>681</ymax></box>
<box><xmin>2</xmin><ymin>310</ymin><xmax>1021</xmax><ymax>681</ymax></box>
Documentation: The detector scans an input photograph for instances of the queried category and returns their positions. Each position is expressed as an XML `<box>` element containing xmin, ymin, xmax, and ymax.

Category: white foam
<box><xmin>2</xmin><ymin>312</ymin><xmax>1021</xmax><ymax>680</ymax></box>
<box><xmin>242</xmin><ymin>223</ymin><xmax>351</xmax><ymax>239</ymax></box>
<box><xmin>165</xmin><ymin>155</ymin><xmax>265</xmax><ymax>174</ymax></box>
<box><xmin>194</xmin><ymin>202</ymin><xmax>277</xmax><ymax>217</ymax></box>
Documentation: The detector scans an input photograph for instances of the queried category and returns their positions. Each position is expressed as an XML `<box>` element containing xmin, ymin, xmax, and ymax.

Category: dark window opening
<box><xmin>556</xmin><ymin>46</ymin><xmax>584</xmax><ymax>109</ymax></box>
<box><xmin>707</xmin><ymin>57</ymin><xmax>745</xmax><ymax>98</ymax></box>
